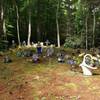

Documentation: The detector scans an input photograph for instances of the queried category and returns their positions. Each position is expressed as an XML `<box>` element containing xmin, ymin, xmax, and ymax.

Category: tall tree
<box><xmin>92</xmin><ymin>8</ymin><xmax>96</xmax><ymax>48</ymax></box>
<box><xmin>0</xmin><ymin>0</ymin><xmax>3</xmax><ymax>38</ymax></box>
<box><xmin>85</xmin><ymin>15</ymin><xmax>88</xmax><ymax>50</ymax></box>
<box><xmin>56</xmin><ymin>0</ymin><xmax>60</xmax><ymax>47</ymax></box>
<box><xmin>27</xmin><ymin>0</ymin><xmax>32</xmax><ymax>47</ymax></box>
<box><xmin>13</xmin><ymin>0</ymin><xmax>21</xmax><ymax>48</ymax></box>
<box><xmin>36</xmin><ymin>0</ymin><xmax>41</xmax><ymax>41</ymax></box>
<box><xmin>0</xmin><ymin>0</ymin><xmax>7</xmax><ymax>41</ymax></box>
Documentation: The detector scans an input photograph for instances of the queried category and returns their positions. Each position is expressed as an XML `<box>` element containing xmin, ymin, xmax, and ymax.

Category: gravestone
<box><xmin>45</xmin><ymin>40</ymin><xmax>50</xmax><ymax>46</ymax></box>
<box><xmin>22</xmin><ymin>49</ymin><xmax>33</xmax><ymax>57</ymax></box>
<box><xmin>32</xmin><ymin>54</ymin><xmax>39</xmax><ymax>63</ymax></box>
<box><xmin>31</xmin><ymin>42</ymin><xmax>34</xmax><ymax>47</ymax></box>
<box><xmin>22</xmin><ymin>41</ymin><xmax>26</xmax><ymax>47</ymax></box>
<box><xmin>46</xmin><ymin>46</ymin><xmax>54</xmax><ymax>57</ymax></box>
<box><xmin>16</xmin><ymin>49</ymin><xmax>23</xmax><ymax>57</ymax></box>
<box><xmin>3</xmin><ymin>55</ymin><xmax>12</xmax><ymax>63</ymax></box>
<box><xmin>57</xmin><ymin>53</ymin><xmax>65</xmax><ymax>63</ymax></box>
<box><xmin>67</xmin><ymin>58</ymin><xmax>76</xmax><ymax>66</ymax></box>
<box><xmin>11</xmin><ymin>40</ymin><xmax>16</xmax><ymax>49</ymax></box>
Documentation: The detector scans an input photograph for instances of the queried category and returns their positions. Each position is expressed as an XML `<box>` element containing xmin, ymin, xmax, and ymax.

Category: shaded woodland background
<box><xmin>0</xmin><ymin>0</ymin><xmax>100</xmax><ymax>50</ymax></box>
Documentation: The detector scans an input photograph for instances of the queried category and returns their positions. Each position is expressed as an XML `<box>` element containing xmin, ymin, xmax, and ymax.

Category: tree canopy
<box><xmin>0</xmin><ymin>0</ymin><xmax>100</xmax><ymax>50</ymax></box>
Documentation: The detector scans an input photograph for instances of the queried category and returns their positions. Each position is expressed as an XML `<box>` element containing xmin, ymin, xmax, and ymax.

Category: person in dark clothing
<box><xmin>37</xmin><ymin>42</ymin><xmax>42</xmax><ymax>55</ymax></box>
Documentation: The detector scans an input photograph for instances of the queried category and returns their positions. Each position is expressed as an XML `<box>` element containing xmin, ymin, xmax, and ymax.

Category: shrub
<box><xmin>64</xmin><ymin>35</ymin><xmax>81</xmax><ymax>48</ymax></box>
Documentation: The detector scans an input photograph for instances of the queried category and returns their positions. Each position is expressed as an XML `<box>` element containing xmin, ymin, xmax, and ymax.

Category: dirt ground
<box><xmin>0</xmin><ymin>56</ymin><xmax>100</xmax><ymax>100</ymax></box>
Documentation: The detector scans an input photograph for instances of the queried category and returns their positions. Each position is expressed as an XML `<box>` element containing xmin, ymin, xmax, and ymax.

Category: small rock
<box><xmin>17</xmin><ymin>96</ymin><xmax>24</xmax><ymax>100</ymax></box>
<box><xmin>25</xmin><ymin>81</ymin><xmax>28</xmax><ymax>84</ymax></box>
<box><xmin>34</xmin><ymin>75</ymin><xmax>40</xmax><ymax>80</ymax></box>
<box><xmin>9</xmin><ymin>91</ymin><xmax>13</xmax><ymax>95</ymax></box>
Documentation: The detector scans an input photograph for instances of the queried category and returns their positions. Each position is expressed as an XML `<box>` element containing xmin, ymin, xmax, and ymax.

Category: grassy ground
<box><xmin>0</xmin><ymin>51</ymin><xmax>100</xmax><ymax>100</ymax></box>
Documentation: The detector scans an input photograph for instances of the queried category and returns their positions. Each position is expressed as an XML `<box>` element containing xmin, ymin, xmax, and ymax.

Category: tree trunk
<box><xmin>0</xmin><ymin>1</ymin><xmax>3</xmax><ymax>37</ymax></box>
<box><xmin>0</xmin><ymin>9</ymin><xmax>1</xmax><ymax>38</ymax></box>
<box><xmin>56</xmin><ymin>0</ymin><xmax>60</xmax><ymax>48</ymax></box>
<box><xmin>3</xmin><ymin>18</ymin><xmax>7</xmax><ymax>40</ymax></box>
<box><xmin>1</xmin><ymin>1</ymin><xmax>3</xmax><ymax>24</ymax></box>
<box><xmin>85</xmin><ymin>16</ymin><xmax>88</xmax><ymax>51</ymax></box>
<box><xmin>81</xmin><ymin>31</ymin><xmax>83</xmax><ymax>48</ymax></box>
<box><xmin>27</xmin><ymin>10</ymin><xmax>31</xmax><ymax>47</ymax></box>
<box><xmin>37</xmin><ymin>24</ymin><xmax>40</xmax><ymax>41</ymax></box>
<box><xmin>1</xmin><ymin>1</ymin><xmax>7</xmax><ymax>41</ymax></box>
<box><xmin>13</xmin><ymin>0</ymin><xmax>21</xmax><ymax>48</ymax></box>
<box><xmin>37</xmin><ymin>0</ymin><xmax>41</xmax><ymax>42</ymax></box>
<box><xmin>92</xmin><ymin>10</ymin><xmax>96</xmax><ymax>48</ymax></box>
<box><xmin>16</xmin><ymin>5</ymin><xmax>21</xmax><ymax>48</ymax></box>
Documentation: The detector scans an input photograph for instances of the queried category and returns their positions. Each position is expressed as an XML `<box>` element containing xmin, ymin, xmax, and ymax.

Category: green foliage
<box><xmin>0</xmin><ymin>0</ymin><xmax>100</xmax><ymax>48</ymax></box>
<box><xmin>0</xmin><ymin>37</ymin><xmax>9</xmax><ymax>51</ymax></box>
<box><xmin>64</xmin><ymin>35</ymin><xmax>81</xmax><ymax>48</ymax></box>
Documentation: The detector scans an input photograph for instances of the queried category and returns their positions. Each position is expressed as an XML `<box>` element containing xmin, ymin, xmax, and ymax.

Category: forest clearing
<box><xmin>0</xmin><ymin>0</ymin><xmax>100</xmax><ymax>99</ymax></box>
<box><xmin>0</xmin><ymin>48</ymin><xmax>100</xmax><ymax>100</ymax></box>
